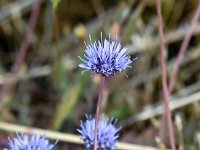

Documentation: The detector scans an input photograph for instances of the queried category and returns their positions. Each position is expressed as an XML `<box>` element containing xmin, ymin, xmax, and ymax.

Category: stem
<box><xmin>156</xmin><ymin>0</ymin><xmax>176</xmax><ymax>149</ymax></box>
<box><xmin>0</xmin><ymin>0</ymin><xmax>41</xmax><ymax>100</ymax></box>
<box><xmin>94</xmin><ymin>76</ymin><xmax>106</xmax><ymax>150</ymax></box>
<box><xmin>169</xmin><ymin>2</ymin><xmax>200</xmax><ymax>93</ymax></box>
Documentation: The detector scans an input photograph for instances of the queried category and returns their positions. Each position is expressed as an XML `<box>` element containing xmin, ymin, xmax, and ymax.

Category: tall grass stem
<box><xmin>156</xmin><ymin>0</ymin><xmax>176</xmax><ymax>149</ymax></box>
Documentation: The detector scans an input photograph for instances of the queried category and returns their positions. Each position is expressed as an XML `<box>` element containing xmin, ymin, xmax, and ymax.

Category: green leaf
<box><xmin>52</xmin><ymin>74</ymin><xmax>89</xmax><ymax>130</ymax></box>
<box><xmin>108</xmin><ymin>105</ymin><xmax>131</xmax><ymax>119</ymax></box>
<box><xmin>51</xmin><ymin>0</ymin><xmax>61</xmax><ymax>10</ymax></box>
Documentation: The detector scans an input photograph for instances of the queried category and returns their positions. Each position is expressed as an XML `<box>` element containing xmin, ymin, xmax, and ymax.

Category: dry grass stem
<box><xmin>0</xmin><ymin>121</ymin><xmax>159</xmax><ymax>150</ymax></box>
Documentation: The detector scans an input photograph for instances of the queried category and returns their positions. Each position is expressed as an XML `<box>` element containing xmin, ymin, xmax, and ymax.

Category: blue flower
<box><xmin>5</xmin><ymin>133</ymin><xmax>57</xmax><ymax>150</ymax></box>
<box><xmin>77</xmin><ymin>114</ymin><xmax>121</xmax><ymax>150</ymax></box>
<box><xmin>79</xmin><ymin>33</ymin><xmax>134</xmax><ymax>77</ymax></box>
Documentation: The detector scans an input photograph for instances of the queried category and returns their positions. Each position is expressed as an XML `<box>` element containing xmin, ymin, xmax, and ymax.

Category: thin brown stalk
<box><xmin>0</xmin><ymin>0</ymin><xmax>41</xmax><ymax>100</ymax></box>
<box><xmin>94</xmin><ymin>76</ymin><xmax>106</xmax><ymax>150</ymax></box>
<box><xmin>156</xmin><ymin>0</ymin><xmax>176</xmax><ymax>149</ymax></box>
<box><xmin>169</xmin><ymin>3</ymin><xmax>200</xmax><ymax>93</ymax></box>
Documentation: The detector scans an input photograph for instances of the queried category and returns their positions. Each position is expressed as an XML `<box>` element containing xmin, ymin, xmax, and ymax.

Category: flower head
<box><xmin>79</xmin><ymin>33</ymin><xmax>134</xmax><ymax>77</ymax></box>
<box><xmin>5</xmin><ymin>133</ymin><xmax>57</xmax><ymax>150</ymax></box>
<box><xmin>77</xmin><ymin>114</ymin><xmax>121</xmax><ymax>150</ymax></box>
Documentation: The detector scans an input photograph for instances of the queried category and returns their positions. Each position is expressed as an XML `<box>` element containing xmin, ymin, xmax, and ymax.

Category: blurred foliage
<box><xmin>0</xmin><ymin>0</ymin><xmax>200</xmax><ymax>149</ymax></box>
<box><xmin>53</xmin><ymin>74</ymin><xmax>89</xmax><ymax>130</ymax></box>
<box><xmin>51</xmin><ymin>0</ymin><xmax>61</xmax><ymax>10</ymax></box>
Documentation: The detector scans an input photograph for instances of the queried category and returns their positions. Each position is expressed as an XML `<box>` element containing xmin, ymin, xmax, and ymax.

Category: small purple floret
<box><xmin>5</xmin><ymin>133</ymin><xmax>57</xmax><ymax>150</ymax></box>
<box><xmin>79</xmin><ymin>33</ymin><xmax>134</xmax><ymax>77</ymax></box>
<box><xmin>77</xmin><ymin>114</ymin><xmax>121</xmax><ymax>150</ymax></box>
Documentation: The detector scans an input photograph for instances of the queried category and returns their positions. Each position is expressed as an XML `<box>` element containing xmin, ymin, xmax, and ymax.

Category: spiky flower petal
<box><xmin>79</xmin><ymin>33</ymin><xmax>134</xmax><ymax>77</ymax></box>
<box><xmin>5</xmin><ymin>133</ymin><xmax>57</xmax><ymax>150</ymax></box>
<box><xmin>77</xmin><ymin>114</ymin><xmax>121</xmax><ymax>150</ymax></box>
